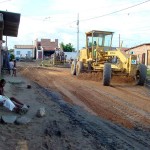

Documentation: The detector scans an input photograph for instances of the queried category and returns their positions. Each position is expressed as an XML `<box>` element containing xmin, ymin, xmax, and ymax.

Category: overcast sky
<box><xmin>1</xmin><ymin>0</ymin><xmax>150</xmax><ymax>50</ymax></box>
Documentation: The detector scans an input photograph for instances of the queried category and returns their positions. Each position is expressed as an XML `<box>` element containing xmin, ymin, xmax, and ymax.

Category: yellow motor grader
<box><xmin>71</xmin><ymin>30</ymin><xmax>147</xmax><ymax>86</ymax></box>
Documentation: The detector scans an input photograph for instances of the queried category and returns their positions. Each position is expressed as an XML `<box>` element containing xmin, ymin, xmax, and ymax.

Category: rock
<box><xmin>1</xmin><ymin>115</ymin><xmax>17</xmax><ymax>124</ymax></box>
<box><xmin>27</xmin><ymin>84</ymin><xmax>31</xmax><ymax>89</ymax></box>
<box><xmin>16</xmin><ymin>116</ymin><xmax>31</xmax><ymax>125</ymax></box>
<box><xmin>18</xmin><ymin>105</ymin><xmax>29</xmax><ymax>115</ymax></box>
<box><xmin>36</xmin><ymin>107</ymin><xmax>46</xmax><ymax>118</ymax></box>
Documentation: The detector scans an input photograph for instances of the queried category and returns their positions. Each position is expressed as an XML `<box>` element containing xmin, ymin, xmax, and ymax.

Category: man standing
<box><xmin>9</xmin><ymin>59</ymin><xmax>14</xmax><ymax>76</ymax></box>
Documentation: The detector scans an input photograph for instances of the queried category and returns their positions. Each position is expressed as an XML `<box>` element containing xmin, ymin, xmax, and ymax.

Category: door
<box><xmin>38</xmin><ymin>51</ymin><xmax>42</xmax><ymax>59</ymax></box>
<box><xmin>142</xmin><ymin>53</ymin><xmax>145</xmax><ymax>64</ymax></box>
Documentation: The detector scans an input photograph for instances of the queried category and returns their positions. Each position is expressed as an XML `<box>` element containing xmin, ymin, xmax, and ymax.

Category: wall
<box><xmin>127</xmin><ymin>45</ymin><xmax>150</xmax><ymax>67</ymax></box>
<box><xmin>65</xmin><ymin>52</ymin><xmax>78</xmax><ymax>60</ymax></box>
<box><xmin>14</xmin><ymin>48</ymin><xmax>34</xmax><ymax>58</ymax></box>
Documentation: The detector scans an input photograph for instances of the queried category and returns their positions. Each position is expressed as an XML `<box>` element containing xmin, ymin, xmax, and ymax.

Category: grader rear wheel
<box><xmin>76</xmin><ymin>61</ymin><xmax>83</xmax><ymax>76</ymax></box>
<box><xmin>136</xmin><ymin>64</ymin><xmax>147</xmax><ymax>86</ymax></box>
<box><xmin>71</xmin><ymin>60</ymin><xmax>77</xmax><ymax>75</ymax></box>
<box><xmin>88</xmin><ymin>61</ymin><xmax>92</xmax><ymax>71</ymax></box>
<box><xmin>103</xmin><ymin>63</ymin><xmax>111</xmax><ymax>86</ymax></box>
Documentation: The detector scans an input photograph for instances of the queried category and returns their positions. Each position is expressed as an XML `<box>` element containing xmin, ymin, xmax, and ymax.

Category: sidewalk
<box><xmin>0</xmin><ymin>73</ymin><xmax>45</xmax><ymax>122</ymax></box>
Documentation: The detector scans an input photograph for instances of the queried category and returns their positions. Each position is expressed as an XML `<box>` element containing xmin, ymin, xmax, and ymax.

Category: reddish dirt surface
<box><xmin>18</xmin><ymin>62</ymin><xmax>150</xmax><ymax>129</ymax></box>
<box><xmin>1</xmin><ymin>61</ymin><xmax>150</xmax><ymax>150</ymax></box>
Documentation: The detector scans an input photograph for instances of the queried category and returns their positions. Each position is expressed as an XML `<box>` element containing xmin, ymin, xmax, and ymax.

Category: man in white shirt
<box><xmin>9</xmin><ymin>60</ymin><xmax>14</xmax><ymax>76</ymax></box>
<box><xmin>0</xmin><ymin>95</ymin><xmax>15</xmax><ymax>111</ymax></box>
<box><xmin>0</xmin><ymin>79</ymin><xmax>29</xmax><ymax>114</ymax></box>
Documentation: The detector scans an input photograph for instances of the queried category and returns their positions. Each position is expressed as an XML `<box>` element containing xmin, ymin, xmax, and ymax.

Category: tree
<box><xmin>8</xmin><ymin>49</ymin><xmax>14</xmax><ymax>54</ymax></box>
<box><xmin>60</xmin><ymin>42</ymin><xmax>75</xmax><ymax>52</ymax></box>
<box><xmin>8</xmin><ymin>49</ymin><xmax>15</xmax><ymax>60</ymax></box>
<box><xmin>10</xmin><ymin>53</ymin><xmax>15</xmax><ymax>60</ymax></box>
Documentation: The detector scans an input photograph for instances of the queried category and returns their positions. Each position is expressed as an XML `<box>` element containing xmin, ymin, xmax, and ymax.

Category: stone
<box><xmin>1</xmin><ymin>115</ymin><xmax>17</xmax><ymax>124</ymax></box>
<box><xmin>36</xmin><ymin>107</ymin><xmax>46</xmax><ymax>118</ymax></box>
<box><xmin>27</xmin><ymin>84</ymin><xmax>31</xmax><ymax>89</ymax></box>
<box><xmin>16</xmin><ymin>116</ymin><xmax>31</xmax><ymax>125</ymax></box>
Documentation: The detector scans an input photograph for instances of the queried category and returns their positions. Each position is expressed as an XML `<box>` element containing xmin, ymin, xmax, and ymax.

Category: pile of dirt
<box><xmin>77</xmin><ymin>72</ymin><xmax>135</xmax><ymax>84</ymax></box>
<box><xmin>78</xmin><ymin>72</ymin><xmax>103</xmax><ymax>82</ymax></box>
<box><xmin>111</xmin><ymin>76</ymin><xmax>135</xmax><ymax>84</ymax></box>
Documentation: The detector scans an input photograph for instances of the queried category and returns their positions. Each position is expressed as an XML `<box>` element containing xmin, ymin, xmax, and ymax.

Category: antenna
<box><xmin>77</xmin><ymin>13</ymin><xmax>79</xmax><ymax>52</ymax></box>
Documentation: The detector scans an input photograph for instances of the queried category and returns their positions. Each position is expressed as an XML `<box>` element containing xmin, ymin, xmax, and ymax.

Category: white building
<box><xmin>14</xmin><ymin>45</ymin><xmax>35</xmax><ymax>59</ymax></box>
<box><xmin>65</xmin><ymin>52</ymin><xmax>78</xmax><ymax>61</ymax></box>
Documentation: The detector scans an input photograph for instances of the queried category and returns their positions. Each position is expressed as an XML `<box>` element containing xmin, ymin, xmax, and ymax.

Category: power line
<box><xmin>80</xmin><ymin>0</ymin><xmax>150</xmax><ymax>22</ymax></box>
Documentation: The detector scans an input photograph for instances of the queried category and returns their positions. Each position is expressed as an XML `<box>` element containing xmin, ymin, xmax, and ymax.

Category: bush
<box><xmin>10</xmin><ymin>54</ymin><xmax>15</xmax><ymax>60</ymax></box>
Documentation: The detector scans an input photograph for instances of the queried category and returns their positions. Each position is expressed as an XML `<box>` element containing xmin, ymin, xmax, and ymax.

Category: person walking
<box><xmin>9</xmin><ymin>59</ymin><xmax>14</xmax><ymax>76</ymax></box>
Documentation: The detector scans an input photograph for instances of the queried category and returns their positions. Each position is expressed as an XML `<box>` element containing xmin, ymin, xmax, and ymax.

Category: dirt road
<box><xmin>3</xmin><ymin>62</ymin><xmax>150</xmax><ymax>150</ymax></box>
<box><xmin>1</xmin><ymin>61</ymin><xmax>150</xmax><ymax>150</ymax></box>
<box><xmin>19</xmin><ymin>62</ymin><xmax>150</xmax><ymax>129</ymax></box>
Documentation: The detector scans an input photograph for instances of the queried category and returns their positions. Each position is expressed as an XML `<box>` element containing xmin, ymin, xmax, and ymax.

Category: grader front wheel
<box><xmin>71</xmin><ymin>60</ymin><xmax>77</xmax><ymax>75</ymax></box>
<box><xmin>103</xmin><ymin>63</ymin><xmax>111</xmax><ymax>86</ymax></box>
<box><xmin>76</xmin><ymin>61</ymin><xmax>83</xmax><ymax>76</ymax></box>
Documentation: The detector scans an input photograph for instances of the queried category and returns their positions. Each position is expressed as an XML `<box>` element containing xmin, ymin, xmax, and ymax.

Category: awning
<box><xmin>0</xmin><ymin>10</ymin><xmax>21</xmax><ymax>37</ymax></box>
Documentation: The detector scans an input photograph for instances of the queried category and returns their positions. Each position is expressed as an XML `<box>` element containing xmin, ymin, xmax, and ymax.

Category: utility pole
<box><xmin>77</xmin><ymin>13</ymin><xmax>79</xmax><ymax>52</ymax></box>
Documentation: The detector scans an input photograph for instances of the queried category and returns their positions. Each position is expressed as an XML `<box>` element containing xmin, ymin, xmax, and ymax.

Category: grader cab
<box><xmin>71</xmin><ymin>30</ymin><xmax>147</xmax><ymax>86</ymax></box>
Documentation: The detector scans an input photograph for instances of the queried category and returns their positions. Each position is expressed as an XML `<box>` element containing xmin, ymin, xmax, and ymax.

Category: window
<box><xmin>130</xmin><ymin>51</ymin><xmax>134</xmax><ymax>54</ymax></box>
<box><xmin>16</xmin><ymin>51</ymin><xmax>20</xmax><ymax>55</ymax></box>
<box><xmin>28</xmin><ymin>51</ymin><xmax>31</xmax><ymax>57</ymax></box>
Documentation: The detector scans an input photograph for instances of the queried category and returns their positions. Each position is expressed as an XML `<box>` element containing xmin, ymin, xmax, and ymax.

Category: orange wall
<box><xmin>127</xmin><ymin>45</ymin><xmax>150</xmax><ymax>66</ymax></box>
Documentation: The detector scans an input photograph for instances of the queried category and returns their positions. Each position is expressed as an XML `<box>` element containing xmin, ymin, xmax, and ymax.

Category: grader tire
<box><xmin>76</xmin><ymin>61</ymin><xmax>83</xmax><ymax>76</ymax></box>
<box><xmin>103</xmin><ymin>63</ymin><xmax>111</xmax><ymax>86</ymax></box>
<box><xmin>71</xmin><ymin>60</ymin><xmax>77</xmax><ymax>75</ymax></box>
<box><xmin>136</xmin><ymin>64</ymin><xmax>147</xmax><ymax>86</ymax></box>
<box><xmin>88</xmin><ymin>61</ymin><xmax>92</xmax><ymax>71</ymax></box>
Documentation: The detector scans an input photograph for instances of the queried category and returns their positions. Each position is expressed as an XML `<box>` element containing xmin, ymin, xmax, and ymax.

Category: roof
<box><xmin>125</xmin><ymin>43</ymin><xmax>150</xmax><ymax>51</ymax></box>
<box><xmin>41</xmin><ymin>39</ymin><xmax>58</xmax><ymax>51</ymax></box>
<box><xmin>0</xmin><ymin>10</ymin><xmax>20</xmax><ymax>37</ymax></box>
<box><xmin>14</xmin><ymin>45</ymin><xmax>34</xmax><ymax>49</ymax></box>
<box><xmin>119</xmin><ymin>47</ymin><xmax>129</xmax><ymax>52</ymax></box>
<box><xmin>86</xmin><ymin>30</ymin><xmax>114</xmax><ymax>36</ymax></box>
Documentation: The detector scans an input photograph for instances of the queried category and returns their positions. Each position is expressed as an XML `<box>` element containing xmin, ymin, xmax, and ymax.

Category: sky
<box><xmin>1</xmin><ymin>0</ymin><xmax>150</xmax><ymax>50</ymax></box>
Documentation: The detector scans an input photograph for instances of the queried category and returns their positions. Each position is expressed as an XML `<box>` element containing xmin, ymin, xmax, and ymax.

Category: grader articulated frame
<box><xmin>71</xmin><ymin>30</ymin><xmax>147</xmax><ymax>86</ymax></box>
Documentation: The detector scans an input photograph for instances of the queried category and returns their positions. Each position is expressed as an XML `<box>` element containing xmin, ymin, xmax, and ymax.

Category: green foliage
<box><xmin>60</xmin><ymin>42</ymin><xmax>75</xmax><ymax>52</ymax></box>
<box><xmin>8</xmin><ymin>49</ymin><xmax>14</xmax><ymax>54</ymax></box>
<box><xmin>10</xmin><ymin>53</ymin><xmax>15</xmax><ymax>61</ymax></box>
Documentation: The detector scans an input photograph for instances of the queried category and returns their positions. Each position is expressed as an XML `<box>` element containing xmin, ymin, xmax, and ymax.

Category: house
<box><xmin>14</xmin><ymin>45</ymin><xmax>35</xmax><ymax>60</ymax></box>
<box><xmin>34</xmin><ymin>38</ymin><xmax>58</xmax><ymax>59</ymax></box>
<box><xmin>125</xmin><ymin>43</ymin><xmax>150</xmax><ymax>68</ymax></box>
<box><xmin>0</xmin><ymin>10</ymin><xmax>20</xmax><ymax>74</ymax></box>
